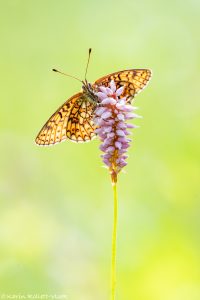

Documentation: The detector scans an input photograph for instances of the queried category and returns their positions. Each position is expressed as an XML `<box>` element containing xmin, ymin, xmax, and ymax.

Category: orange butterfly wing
<box><xmin>36</xmin><ymin>69</ymin><xmax>152</xmax><ymax>146</ymax></box>
<box><xmin>35</xmin><ymin>93</ymin><xmax>96</xmax><ymax>146</ymax></box>
<box><xmin>94</xmin><ymin>69</ymin><xmax>152</xmax><ymax>101</ymax></box>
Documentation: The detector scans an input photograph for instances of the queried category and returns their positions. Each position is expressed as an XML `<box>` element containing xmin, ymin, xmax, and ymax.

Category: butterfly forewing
<box><xmin>35</xmin><ymin>93</ymin><xmax>96</xmax><ymax>146</ymax></box>
<box><xmin>94</xmin><ymin>69</ymin><xmax>152</xmax><ymax>101</ymax></box>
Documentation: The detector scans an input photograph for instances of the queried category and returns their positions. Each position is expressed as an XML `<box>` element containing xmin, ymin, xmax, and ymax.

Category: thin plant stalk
<box><xmin>111</xmin><ymin>180</ymin><xmax>118</xmax><ymax>300</ymax></box>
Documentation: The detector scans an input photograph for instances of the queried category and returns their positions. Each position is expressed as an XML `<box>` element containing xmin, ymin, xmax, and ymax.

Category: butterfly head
<box><xmin>82</xmin><ymin>81</ymin><xmax>92</xmax><ymax>92</ymax></box>
<box><xmin>82</xmin><ymin>81</ymin><xmax>99</xmax><ymax>104</ymax></box>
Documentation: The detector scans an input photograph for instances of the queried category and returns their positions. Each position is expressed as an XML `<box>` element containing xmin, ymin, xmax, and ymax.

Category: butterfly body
<box><xmin>82</xmin><ymin>81</ymin><xmax>100</xmax><ymax>104</ymax></box>
<box><xmin>35</xmin><ymin>69</ymin><xmax>152</xmax><ymax>146</ymax></box>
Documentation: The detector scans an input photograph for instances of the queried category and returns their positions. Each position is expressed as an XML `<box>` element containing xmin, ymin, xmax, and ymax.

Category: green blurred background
<box><xmin>0</xmin><ymin>1</ymin><xmax>200</xmax><ymax>299</ymax></box>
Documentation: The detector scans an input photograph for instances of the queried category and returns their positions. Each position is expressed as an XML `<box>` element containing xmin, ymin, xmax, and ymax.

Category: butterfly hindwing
<box><xmin>66</xmin><ymin>96</ymin><xmax>96</xmax><ymax>143</ymax></box>
<box><xmin>35</xmin><ymin>93</ymin><xmax>96</xmax><ymax>146</ymax></box>
<box><xmin>94</xmin><ymin>69</ymin><xmax>152</xmax><ymax>101</ymax></box>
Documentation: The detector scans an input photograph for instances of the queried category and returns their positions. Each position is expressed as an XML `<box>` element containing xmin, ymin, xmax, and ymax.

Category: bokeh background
<box><xmin>0</xmin><ymin>1</ymin><xmax>200</xmax><ymax>299</ymax></box>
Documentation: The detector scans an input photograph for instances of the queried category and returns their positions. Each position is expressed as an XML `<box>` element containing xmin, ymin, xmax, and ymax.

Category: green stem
<box><xmin>111</xmin><ymin>181</ymin><xmax>118</xmax><ymax>300</ymax></box>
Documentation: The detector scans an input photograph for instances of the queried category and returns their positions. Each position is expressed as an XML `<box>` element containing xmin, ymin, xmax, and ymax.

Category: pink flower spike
<box><xmin>94</xmin><ymin>79</ymin><xmax>143</xmax><ymax>183</ymax></box>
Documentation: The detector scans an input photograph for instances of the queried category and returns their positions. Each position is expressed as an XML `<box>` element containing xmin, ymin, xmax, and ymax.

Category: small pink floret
<box><xmin>116</xmin><ymin>86</ymin><xmax>124</xmax><ymax>96</ymax></box>
<box><xmin>117</xmin><ymin>114</ymin><xmax>125</xmax><ymax>121</ymax></box>
<box><xmin>101</xmin><ymin>111</ymin><xmax>112</xmax><ymax>119</ymax></box>
<box><xmin>101</xmin><ymin>98</ymin><xmax>117</xmax><ymax>105</ymax></box>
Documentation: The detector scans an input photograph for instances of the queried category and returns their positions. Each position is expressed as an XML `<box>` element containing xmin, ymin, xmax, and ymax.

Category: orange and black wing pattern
<box><xmin>94</xmin><ymin>69</ymin><xmax>152</xmax><ymax>101</ymax></box>
<box><xmin>35</xmin><ymin>93</ymin><xmax>96</xmax><ymax>146</ymax></box>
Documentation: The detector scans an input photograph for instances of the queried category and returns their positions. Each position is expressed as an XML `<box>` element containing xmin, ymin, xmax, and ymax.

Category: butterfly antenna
<box><xmin>52</xmin><ymin>68</ymin><xmax>83</xmax><ymax>84</ymax></box>
<box><xmin>84</xmin><ymin>48</ymin><xmax>92</xmax><ymax>82</ymax></box>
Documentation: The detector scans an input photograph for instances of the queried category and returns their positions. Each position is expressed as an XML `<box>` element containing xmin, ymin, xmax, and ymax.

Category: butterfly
<box><xmin>35</xmin><ymin>50</ymin><xmax>152</xmax><ymax>146</ymax></box>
